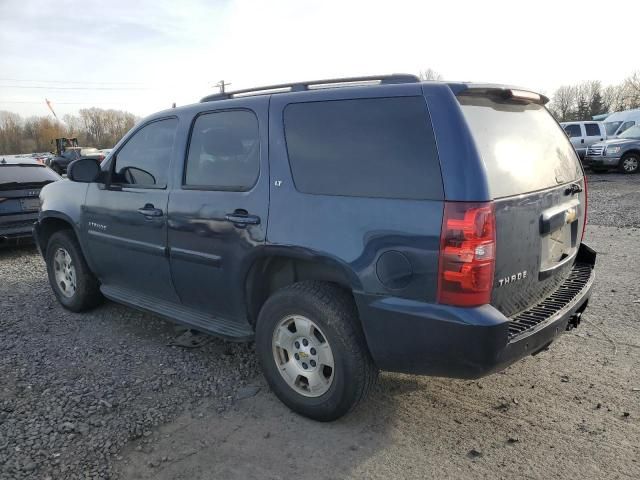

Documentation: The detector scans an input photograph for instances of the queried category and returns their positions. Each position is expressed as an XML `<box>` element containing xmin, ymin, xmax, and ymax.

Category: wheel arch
<box><xmin>37</xmin><ymin>212</ymin><xmax>84</xmax><ymax>258</ymax></box>
<box><xmin>621</xmin><ymin>149</ymin><xmax>640</xmax><ymax>159</ymax></box>
<box><xmin>244</xmin><ymin>250</ymin><xmax>362</xmax><ymax>328</ymax></box>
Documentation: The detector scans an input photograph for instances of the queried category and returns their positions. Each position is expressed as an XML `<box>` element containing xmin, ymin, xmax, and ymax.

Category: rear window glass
<box><xmin>283</xmin><ymin>97</ymin><xmax>442</xmax><ymax>200</ymax></box>
<box><xmin>459</xmin><ymin>96</ymin><xmax>582</xmax><ymax>198</ymax></box>
<box><xmin>0</xmin><ymin>165</ymin><xmax>60</xmax><ymax>187</ymax></box>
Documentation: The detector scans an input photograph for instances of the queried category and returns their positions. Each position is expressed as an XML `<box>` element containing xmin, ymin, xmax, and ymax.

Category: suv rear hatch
<box><xmin>457</xmin><ymin>89</ymin><xmax>586</xmax><ymax>318</ymax></box>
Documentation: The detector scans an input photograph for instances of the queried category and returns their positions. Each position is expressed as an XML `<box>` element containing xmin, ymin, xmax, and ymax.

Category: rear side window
<box><xmin>563</xmin><ymin>124</ymin><xmax>582</xmax><ymax>138</ymax></box>
<box><xmin>459</xmin><ymin>95</ymin><xmax>582</xmax><ymax>198</ymax></box>
<box><xmin>283</xmin><ymin>97</ymin><xmax>442</xmax><ymax>200</ymax></box>
<box><xmin>584</xmin><ymin>123</ymin><xmax>601</xmax><ymax>136</ymax></box>
<box><xmin>185</xmin><ymin>110</ymin><xmax>259</xmax><ymax>190</ymax></box>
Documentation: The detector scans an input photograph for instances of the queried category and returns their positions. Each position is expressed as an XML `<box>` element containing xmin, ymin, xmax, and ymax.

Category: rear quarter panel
<box><xmin>267</xmin><ymin>85</ymin><xmax>443</xmax><ymax>301</ymax></box>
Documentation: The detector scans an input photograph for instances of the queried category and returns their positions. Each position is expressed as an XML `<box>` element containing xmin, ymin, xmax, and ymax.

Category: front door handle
<box><xmin>137</xmin><ymin>204</ymin><xmax>163</xmax><ymax>217</ymax></box>
<box><xmin>580</xmin><ymin>138</ymin><xmax>585</xmax><ymax>144</ymax></box>
<box><xmin>225</xmin><ymin>210</ymin><xmax>260</xmax><ymax>226</ymax></box>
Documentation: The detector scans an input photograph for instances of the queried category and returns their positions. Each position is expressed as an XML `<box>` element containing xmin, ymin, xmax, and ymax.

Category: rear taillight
<box><xmin>437</xmin><ymin>201</ymin><xmax>496</xmax><ymax>307</ymax></box>
<box><xmin>581</xmin><ymin>176</ymin><xmax>588</xmax><ymax>242</ymax></box>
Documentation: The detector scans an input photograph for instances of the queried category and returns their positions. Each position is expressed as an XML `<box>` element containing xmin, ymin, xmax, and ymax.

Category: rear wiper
<box><xmin>0</xmin><ymin>180</ymin><xmax>52</xmax><ymax>190</ymax></box>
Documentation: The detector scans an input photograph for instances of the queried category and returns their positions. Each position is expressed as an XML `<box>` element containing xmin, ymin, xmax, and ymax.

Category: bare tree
<box><xmin>419</xmin><ymin>68</ymin><xmax>443</xmax><ymax>81</ymax></box>
<box><xmin>0</xmin><ymin>111</ymin><xmax>24</xmax><ymax>154</ymax></box>
<box><xmin>548</xmin><ymin>85</ymin><xmax>576</xmax><ymax>122</ymax></box>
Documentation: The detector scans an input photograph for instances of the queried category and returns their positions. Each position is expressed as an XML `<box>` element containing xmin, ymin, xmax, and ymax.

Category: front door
<box><xmin>83</xmin><ymin>117</ymin><xmax>180</xmax><ymax>302</ymax></box>
<box><xmin>168</xmin><ymin>99</ymin><xmax>269</xmax><ymax>321</ymax></box>
<box><xmin>563</xmin><ymin>123</ymin><xmax>586</xmax><ymax>158</ymax></box>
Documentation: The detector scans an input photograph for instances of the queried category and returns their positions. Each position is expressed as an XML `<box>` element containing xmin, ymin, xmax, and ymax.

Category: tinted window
<box><xmin>283</xmin><ymin>97</ymin><xmax>442</xmax><ymax>199</ymax></box>
<box><xmin>0</xmin><ymin>165</ymin><xmax>59</xmax><ymax>187</ymax></box>
<box><xmin>459</xmin><ymin>95</ymin><xmax>581</xmax><ymax>198</ymax></box>
<box><xmin>185</xmin><ymin>110</ymin><xmax>259</xmax><ymax>190</ymax></box>
<box><xmin>584</xmin><ymin>123</ymin><xmax>601</xmax><ymax>136</ymax></box>
<box><xmin>113</xmin><ymin>118</ymin><xmax>178</xmax><ymax>187</ymax></box>
<box><xmin>563</xmin><ymin>124</ymin><xmax>582</xmax><ymax>138</ymax></box>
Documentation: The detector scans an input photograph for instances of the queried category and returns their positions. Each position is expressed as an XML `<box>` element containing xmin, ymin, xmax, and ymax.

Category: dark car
<box><xmin>584</xmin><ymin>125</ymin><xmax>640</xmax><ymax>173</ymax></box>
<box><xmin>34</xmin><ymin>75</ymin><xmax>596</xmax><ymax>421</ymax></box>
<box><xmin>47</xmin><ymin>147</ymin><xmax>104</xmax><ymax>175</ymax></box>
<box><xmin>0</xmin><ymin>156</ymin><xmax>60</xmax><ymax>245</ymax></box>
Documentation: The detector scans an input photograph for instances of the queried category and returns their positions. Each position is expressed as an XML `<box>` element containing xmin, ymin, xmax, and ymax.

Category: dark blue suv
<box><xmin>34</xmin><ymin>75</ymin><xmax>596</xmax><ymax>421</ymax></box>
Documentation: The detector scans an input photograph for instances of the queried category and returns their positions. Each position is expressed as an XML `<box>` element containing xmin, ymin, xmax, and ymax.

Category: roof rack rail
<box><xmin>200</xmin><ymin>74</ymin><xmax>420</xmax><ymax>103</ymax></box>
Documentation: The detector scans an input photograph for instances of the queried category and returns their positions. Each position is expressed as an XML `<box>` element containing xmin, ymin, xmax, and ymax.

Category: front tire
<box><xmin>255</xmin><ymin>281</ymin><xmax>378</xmax><ymax>421</ymax></box>
<box><xmin>619</xmin><ymin>153</ymin><xmax>639</xmax><ymax>174</ymax></box>
<box><xmin>46</xmin><ymin>230</ymin><xmax>102</xmax><ymax>312</ymax></box>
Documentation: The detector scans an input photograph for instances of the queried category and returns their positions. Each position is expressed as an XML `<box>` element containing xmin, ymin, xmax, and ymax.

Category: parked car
<box><xmin>46</xmin><ymin>147</ymin><xmax>104</xmax><ymax>175</ymax></box>
<box><xmin>603</xmin><ymin>108</ymin><xmax>640</xmax><ymax>137</ymax></box>
<box><xmin>0</xmin><ymin>156</ymin><xmax>61</xmax><ymax>245</ymax></box>
<box><xmin>584</xmin><ymin>124</ymin><xmax>640</xmax><ymax>173</ymax></box>
<box><xmin>560</xmin><ymin>121</ymin><xmax>606</xmax><ymax>159</ymax></box>
<box><xmin>98</xmin><ymin>148</ymin><xmax>113</xmax><ymax>157</ymax></box>
<box><xmin>34</xmin><ymin>75</ymin><xmax>596</xmax><ymax>421</ymax></box>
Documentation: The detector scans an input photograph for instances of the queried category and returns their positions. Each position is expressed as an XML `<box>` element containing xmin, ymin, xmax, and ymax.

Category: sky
<box><xmin>1</xmin><ymin>0</ymin><xmax>639</xmax><ymax>119</ymax></box>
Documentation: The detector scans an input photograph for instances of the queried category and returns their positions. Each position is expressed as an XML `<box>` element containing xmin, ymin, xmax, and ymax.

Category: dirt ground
<box><xmin>1</xmin><ymin>174</ymin><xmax>638</xmax><ymax>480</ymax></box>
<box><xmin>118</xmin><ymin>222</ymin><xmax>640</xmax><ymax>480</ymax></box>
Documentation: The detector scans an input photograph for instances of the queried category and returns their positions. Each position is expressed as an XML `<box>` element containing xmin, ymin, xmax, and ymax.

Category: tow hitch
<box><xmin>566</xmin><ymin>300</ymin><xmax>588</xmax><ymax>331</ymax></box>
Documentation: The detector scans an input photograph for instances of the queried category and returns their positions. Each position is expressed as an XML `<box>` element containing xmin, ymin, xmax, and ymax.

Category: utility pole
<box><xmin>215</xmin><ymin>80</ymin><xmax>231</xmax><ymax>93</ymax></box>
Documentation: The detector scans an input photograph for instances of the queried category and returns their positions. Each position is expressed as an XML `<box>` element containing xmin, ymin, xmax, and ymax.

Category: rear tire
<box><xmin>46</xmin><ymin>230</ymin><xmax>103</xmax><ymax>312</ymax></box>
<box><xmin>618</xmin><ymin>153</ymin><xmax>639</xmax><ymax>174</ymax></box>
<box><xmin>255</xmin><ymin>281</ymin><xmax>378</xmax><ymax>421</ymax></box>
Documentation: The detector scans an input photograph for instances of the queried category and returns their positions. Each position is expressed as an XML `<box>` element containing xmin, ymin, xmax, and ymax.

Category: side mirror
<box><xmin>67</xmin><ymin>158</ymin><xmax>102</xmax><ymax>183</ymax></box>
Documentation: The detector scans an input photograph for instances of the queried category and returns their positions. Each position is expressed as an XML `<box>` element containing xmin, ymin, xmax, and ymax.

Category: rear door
<box><xmin>563</xmin><ymin>123</ymin><xmax>586</xmax><ymax>158</ymax></box>
<box><xmin>458</xmin><ymin>94</ymin><xmax>585</xmax><ymax>317</ymax></box>
<box><xmin>167</xmin><ymin>98</ymin><xmax>269</xmax><ymax>321</ymax></box>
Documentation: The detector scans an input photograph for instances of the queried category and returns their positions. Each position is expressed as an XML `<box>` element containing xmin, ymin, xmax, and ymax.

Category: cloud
<box><xmin>1</xmin><ymin>0</ymin><xmax>638</xmax><ymax>118</ymax></box>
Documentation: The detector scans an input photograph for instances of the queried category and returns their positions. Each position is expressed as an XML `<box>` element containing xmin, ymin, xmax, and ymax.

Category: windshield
<box><xmin>458</xmin><ymin>95</ymin><xmax>581</xmax><ymax>198</ymax></box>
<box><xmin>605</xmin><ymin>121</ymin><xmax>622</xmax><ymax>136</ymax></box>
<box><xmin>619</xmin><ymin>125</ymin><xmax>640</xmax><ymax>140</ymax></box>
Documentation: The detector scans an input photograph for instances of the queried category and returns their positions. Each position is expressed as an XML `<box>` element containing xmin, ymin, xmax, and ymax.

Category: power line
<box><xmin>0</xmin><ymin>85</ymin><xmax>149</xmax><ymax>90</ymax></box>
<box><xmin>0</xmin><ymin>100</ymin><xmax>128</xmax><ymax>105</ymax></box>
<box><xmin>0</xmin><ymin>77</ymin><xmax>146</xmax><ymax>85</ymax></box>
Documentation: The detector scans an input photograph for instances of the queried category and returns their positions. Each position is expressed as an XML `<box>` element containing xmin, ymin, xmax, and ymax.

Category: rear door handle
<box><xmin>225</xmin><ymin>210</ymin><xmax>261</xmax><ymax>226</ymax></box>
<box><xmin>137</xmin><ymin>204</ymin><xmax>163</xmax><ymax>217</ymax></box>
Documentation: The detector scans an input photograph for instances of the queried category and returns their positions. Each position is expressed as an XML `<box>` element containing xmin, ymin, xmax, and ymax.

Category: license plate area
<box><xmin>539</xmin><ymin>200</ymin><xmax>580</xmax><ymax>274</ymax></box>
<box><xmin>20</xmin><ymin>197</ymin><xmax>41</xmax><ymax>212</ymax></box>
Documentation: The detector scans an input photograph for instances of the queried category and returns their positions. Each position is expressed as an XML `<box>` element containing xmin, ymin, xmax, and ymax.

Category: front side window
<box><xmin>283</xmin><ymin>96</ymin><xmax>442</xmax><ymax>200</ymax></box>
<box><xmin>619</xmin><ymin>121</ymin><xmax>635</xmax><ymax>134</ymax></box>
<box><xmin>584</xmin><ymin>123</ymin><xmax>601</xmax><ymax>136</ymax></box>
<box><xmin>563</xmin><ymin>124</ymin><xmax>582</xmax><ymax>138</ymax></box>
<box><xmin>619</xmin><ymin>125</ymin><xmax>640</xmax><ymax>140</ymax></box>
<box><xmin>604</xmin><ymin>121</ymin><xmax>622</xmax><ymax>136</ymax></box>
<box><xmin>184</xmin><ymin>110</ymin><xmax>259</xmax><ymax>190</ymax></box>
<box><xmin>113</xmin><ymin>118</ymin><xmax>178</xmax><ymax>187</ymax></box>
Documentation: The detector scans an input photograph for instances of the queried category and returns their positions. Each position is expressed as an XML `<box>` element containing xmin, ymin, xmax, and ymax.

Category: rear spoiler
<box><xmin>448</xmin><ymin>83</ymin><xmax>549</xmax><ymax>105</ymax></box>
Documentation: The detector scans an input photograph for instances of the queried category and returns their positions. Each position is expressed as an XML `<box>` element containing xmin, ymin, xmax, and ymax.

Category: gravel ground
<box><xmin>1</xmin><ymin>172</ymin><xmax>639</xmax><ymax>479</ymax></box>
<box><xmin>586</xmin><ymin>172</ymin><xmax>640</xmax><ymax>228</ymax></box>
